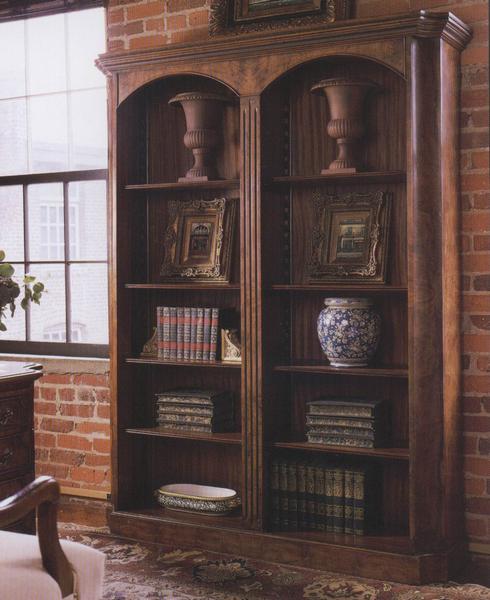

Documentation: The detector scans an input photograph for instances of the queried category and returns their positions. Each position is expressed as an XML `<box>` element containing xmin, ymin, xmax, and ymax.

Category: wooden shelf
<box><xmin>125</xmin><ymin>283</ymin><xmax>240</xmax><ymax>290</ymax></box>
<box><xmin>274</xmin><ymin>362</ymin><xmax>408</xmax><ymax>378</ymax></box>
<box><xmin>272</xmin><ymin>440</ymin><xmax>409</xmax><ymax>460</ymax></box>
<box><xmin>269</xmin><ymin>171</ymin><xmax>406</xmax><ymax>186</ymax></box>
<box><xmin>126</xmin><ymin>426</ymin><xmax>242</xmax><ymax>445</ymax></box>
<box><xmin>126</xmin><ymin>357</ymin><xmax>242</xmax><ymax>369</ymax></box>
<box><xmin>270</xmin><ymin>284</ymin><xmax>407</xmax><ymax>294</ymax></box>
<box><xmin>125</xmin><ymin>179</ymin><xmax>239</xmax><ymax>191</ymax></box>
<box><xmin>115</xmin><ymin>507</ymin><xmax>246</xmax><ymax>530</ymax></box>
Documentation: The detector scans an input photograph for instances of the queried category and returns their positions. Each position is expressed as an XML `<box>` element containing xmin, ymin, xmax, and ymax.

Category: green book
<box><xmin>324</xmin><ymin>466</ymin><xmax>334</xmax><ymax>533</ymax></box>
<box><xmin>279</xmin><ymin>460</ymin><xmax>289</xmax><ymax>531</ymax></box>
<box><xmin>305</xmin><ymin>464</ymin><xmax>316</xmax><ymax>531</ymax></box>
<box><xmin>297</xmin><ymin>461</ymin><xmax>307</xmax><ymax>531</ymax></box>
<box><xmin>270</xmin><ymin>458</ymin><xmax>280</xmax><ymax>531</ymax></box>
<box><xmin>332</xmin><ymin>467</ymin><xmax>345</xmax><ymax>533</ymax></box>
<box><xmin>287</xmin><ymin>461</ymin><xmax>298</xmax><ymax>531</ymax></box>
<box><xmin>343</xmin><ymin>469</ymin><xmax>355</xmax><ymax>534</ymax></box>
<box><xmin>314</xmin><ymin>463</ymin><xmax>326</xmax><ymax>532</ymax></box>
<box><xmin>353</xmin><ymin>469</ymin><xmax>366</xmax><ymax>535</ymax></box>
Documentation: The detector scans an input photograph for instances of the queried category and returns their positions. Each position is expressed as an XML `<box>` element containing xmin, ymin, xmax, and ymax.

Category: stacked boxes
<box><xmin>156</xmin><ymin>307</ymin><xmax>220</xmax><ymax>362</ymax></box>
<box><xmin>270</xmin><ymin>456</ymin><xmax>370</xmax><ymax>535</ymax></box>
<box><xmin>155</xmin><ymin>389</ymin><xmax>234</xmax><ymax>433</ymax></box>
<box><xmin>306</xmin><ymin>398</ymin><xmax>387</xmax><ymax>448</ymax></box>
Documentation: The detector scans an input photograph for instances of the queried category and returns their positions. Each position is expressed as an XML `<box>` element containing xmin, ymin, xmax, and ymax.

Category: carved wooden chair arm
<box><xmin>0</xmin><ymin>476</ymin><xmax>74</xmax><ymax>598</ymax></box>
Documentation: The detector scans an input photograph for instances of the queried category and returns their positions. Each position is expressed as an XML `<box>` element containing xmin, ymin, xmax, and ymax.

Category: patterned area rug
<box><xmin>60</xmin><ymin>524</ymin><xmax>490</xmax><ymax>599</ymax></box>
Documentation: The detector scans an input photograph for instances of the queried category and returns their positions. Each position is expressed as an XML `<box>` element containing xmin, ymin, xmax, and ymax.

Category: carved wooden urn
<box><xmin>169</xmin><ymin>91</ymin><xmax>229</xmax><ymax>182</ymax></box>
<box><xmin>311</xmin><ymin>78</ymin><xmax>379</xmax><ymax>173</ymax></box>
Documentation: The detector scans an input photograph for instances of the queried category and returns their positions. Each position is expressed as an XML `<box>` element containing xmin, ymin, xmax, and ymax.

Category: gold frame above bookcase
<box><xmin>98</xmin><ymin>10</ymin><xmax>471</xmax><ymax>585</ymax></box>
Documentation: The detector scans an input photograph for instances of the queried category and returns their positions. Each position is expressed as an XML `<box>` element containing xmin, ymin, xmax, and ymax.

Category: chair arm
<box><xmin>0</xmin><ymin>476</ymin><xmax>74</xmax><ymax>598</ymax></box>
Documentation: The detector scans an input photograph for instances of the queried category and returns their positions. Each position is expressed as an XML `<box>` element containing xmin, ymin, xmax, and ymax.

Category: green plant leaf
<box><xmin>33</xmin><ymin>282</ymin><xmax>44</xmax><ymax>293</ymax></box>
<box><xmin>0</xmin><ymin>250</ymin><xmax>5</xmax><ymax>261</ymax></box>
<box><xmin>0</xmin><ymin>263</ymin><xmax>14</xmax><ymax>277</ymax></box>
<box><xmin>0</xmin><ymin>322</ymin><xmax>6</xmax><ymax>331</ymax></box>
<box><xmin>24</xmin><ymin>275</ymin><xmax>36</xmax><ymax>284</ymax></box>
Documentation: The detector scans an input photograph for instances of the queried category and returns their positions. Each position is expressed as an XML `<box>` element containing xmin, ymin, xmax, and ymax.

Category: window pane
<box><xmin>70</xmin><ymin>89</ymin><xmax>107</xmax><ymax>169</ymax></box>
<box><xmin>26</xmin><ymin>15</ymin><xmax>67</xmax><ymax>95</ymax></box>
<box><xmin>0</xmin><ymin>264</ymin><xmax>26</xmax><ymax>341</ymax></box>
<box><xmin>70</xmin><ymin>264</ymin><xmax>108</xmax><ymax>344</ymax></box>
<box><xmin>28</xmin><ymin>263</ymin><xmax>65</xmax><ymax>342</ymax></box>
<box><xmin>0</xmin><ymin>98</ymin><xmax>28</xmax><ymax>176</ymax></box>
<box><xmin>28</xmin><ymin>94</ymin><xmax>69</xmax><ymax>172</ymax></box>
<box><xmin>0</xmin><ymin>21</ymin><xmax>26</xmax><ymax>99</ymax></box>
<box><xmin>0</xmin><ymin>186</ymin><xmax>24</xmax><ymax>261</ymax></box>
<box><xmin>28</xmin><ymin>183</ymin><xmax>64</xmax><ymax>261</ymax></box>
<box><xmin>68</xmin><ymin>181</ymin><xmax>107</xmax><ymax>260</ymax></box>
<box><xmin>67</xmin><ymin>8</ymin><xmax>106</xmax><ymax>90</ymax></box>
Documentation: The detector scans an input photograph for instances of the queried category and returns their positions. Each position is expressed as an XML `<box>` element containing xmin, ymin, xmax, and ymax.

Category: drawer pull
<box><xmin>0</xmin><ymin>408</ymin><xmax>14</xmax><ymax>426</ymax></box>
<box><xmin>0</xmin><ymin>448</ymin><xmax>14</xmax><ymax>467</ymax></box>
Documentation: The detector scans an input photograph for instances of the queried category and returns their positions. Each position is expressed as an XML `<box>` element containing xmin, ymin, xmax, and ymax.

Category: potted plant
<box><xmin>0</xmin><ymin>250</ymin><xmax>45</xmax><ymax>332</ymax></box>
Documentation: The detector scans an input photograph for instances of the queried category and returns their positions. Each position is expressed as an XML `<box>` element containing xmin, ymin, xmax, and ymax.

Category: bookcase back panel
<box><xmin>289</xmin><ymin>293</ymin><xmax>407</xmax><ymax>367</ymax></box>
<box><xmin>142</xmin><ymin>76</ymin><xmax>240</xmax><ymax>184</ymax></box>
<box><xmin>288</xmin><ymin>375</ymin><xmax>408</xmax><ymax>447</ymax></box>
<box><xmin>289</xmin><ymin>183</ymin><xmax>407</xmax><ymax>286</ymax></box>
<box><xmin>148</xmin><ymin>439</ymin><xmax>243</xmax><ymax>497</ymax></box>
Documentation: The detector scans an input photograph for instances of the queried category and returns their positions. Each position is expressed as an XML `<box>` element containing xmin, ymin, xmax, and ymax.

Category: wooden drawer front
<box><xmin>0</xmin><ymin>473</ymin><xmax>33</xmax><ymax>501</ymax></box>
<box><xmin>0</xmin><ymin>433</ymin><xmax>31</xmax><ymax>476</ymax></box>
<box><xmin>0</xmin><ymin>394</ymin><xmax>31</xmax><ymax>436</ymax></box>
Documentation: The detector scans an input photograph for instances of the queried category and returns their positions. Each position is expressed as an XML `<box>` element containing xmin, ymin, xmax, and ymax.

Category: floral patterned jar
<box><xmin>317</xmin><ymin>297</ymin><xmax>381</xmax><ymax>367</ymax></box>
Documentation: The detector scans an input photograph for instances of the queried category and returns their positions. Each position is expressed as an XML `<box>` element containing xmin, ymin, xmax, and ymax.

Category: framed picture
<box><xmin>308</xmin><ymin>190</ymin><xmax>391</xmax><ymax>283</ymax></box>
<box><xmin>161</xmin><ymin>197</ymin><xmax>236</xmax><ymax>283</ymax></box>
<box><xmin>209</xmin><ymin>0</ymin><xmax>351</xmax><ymax>36</ymax></box>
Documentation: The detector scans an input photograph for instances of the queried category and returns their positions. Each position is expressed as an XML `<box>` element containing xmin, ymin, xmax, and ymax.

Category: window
<box><xmin>0</xmin><ymin>7</ymin><xmax>108</xmax><ymax>357</ymax></box>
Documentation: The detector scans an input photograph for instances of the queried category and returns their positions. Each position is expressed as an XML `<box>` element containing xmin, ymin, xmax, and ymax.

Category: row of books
<box><xmin>271</xmin><ymin>457</ymin><xmax>369</xmax><ymax>535</ymax></box>
<box><xmin>156</xmin><ymin>389</ymin><xmax>234</xmax><ymax>433</ymax></box>
<box><xmin>306</xmin><ymin>398</ymin><xmax>387</xmax><ymax>449</ymax></box>
<box><xmin>157</xmin><ymin>306</ymin><xmax>220</xmax><ymax>362</ymax></box>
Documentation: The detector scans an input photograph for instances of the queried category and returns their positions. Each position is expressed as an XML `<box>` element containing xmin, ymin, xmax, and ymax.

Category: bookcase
<box><xmin>98</xmin><ymin>10</ymin><xmax>471</xmax><ymax>584</ymax></box>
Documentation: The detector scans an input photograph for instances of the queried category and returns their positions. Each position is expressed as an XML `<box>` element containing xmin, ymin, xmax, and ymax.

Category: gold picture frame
<box><xmin>308</xmin><ymin>190</ymin><xmax>391</xmax><ymax>283</ymax></box>
<box><xmin>160</xmin><ymin>197</ymin><xmax>236</xmax><ymax>283</ymax></box>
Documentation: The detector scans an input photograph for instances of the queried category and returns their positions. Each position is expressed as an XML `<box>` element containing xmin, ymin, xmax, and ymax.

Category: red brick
<box><xmin>57</xmin><ymin>434</ymin><xmax>92</xmax><ymax>452</ymax></box>
<box><xmin>84</xmin><ymin>454</ymin><xmax>110</xmax><ymax>467</ymax></box>
<box><xmin>461</xmin><ymin>131</ymin><xmax>490</xmax><ymax>150</ymax></box>
<box><xmin>107</xmin><ymin>7</ymin><xmax>124</xmax><ymax>24</ymax></box>
<box><xmin>479</xmin><ymin>437</ymin><xmax>490</xmax><ymax>455</ymax></box>
<box><xmin>129</xmin><ymin>34</ymin><xmax>167</xmax><ymax>49</ymax></box>
<box><xmin>109</xmin><ymin>20</ymin><xmax>143</xmax><ymax>36</ymax></box>
<box><xmin>474</xmin><ymin>192</ymin><xmax>490</xmax><ymax>209</ymax></box>
<box><xmin>463</xmin><ymin>65</ymin><xmax>489</xmax><ymax>87</ymax></box>
<box><xmin>188</xmin><ymin>9</ymin><xmax>209</xmax><ymax>27</ymax></box>
<box><xmin>464</xmin><ymin>375</ymin><xmax>490</xmax><ymax>394</ymax></box>
<box><xmin>466</xmin><ymin>497</ymin><xmax>490</xmax><ymax>515</ymax></box>
<box><xmin>145</xmin><ymin>17</ymin><xmax>165</xmax><ymax>32</ymax></box>
<box><xmin>465</xmin><ymin>477</ymin><xmax>485</xmax><ymax>496</ymax></box>
<box><xmin>464</xmin><ymin>434</ymin><xmax>478</xmax><ymax>454</ymax></box>
<box><xmin>462</xmin><ymin>88</ymin><xmax>489</xmax><ymax>109</ymax></box>
<box><xmin>474</xmin><ymin>275</ymin><xmax>490</xmax><ymax>290</ymax></box>
<box><xmin>474</xmin><ymin>235</ymin><xmax>490</xmax><ymax>251</ymax></box>
<box><xmin>462</xmin><ymin>46</ymin><xmax>490</xmax><ymax>67</ymax></box>
<box><xmin>170</xmin><ymin>27</ymin><xmax>208</xmax><ymax>44</ymax></box>
<box><xmin>471</xmin><ymin>316</ymin><xmax>490</xmax><ymax>330</ymax></box>
<box><xmin>76</xmin><ymin>388</ymin><xmax>96</xmax><ymax>403</ymax></box>
<box><xmin>36</xmin><ymin>463</ymin><xmax>69</xmax><ymax>479</ymax></box>
<box><xmin>76</xmin><ymin>422</ymin><xmax>110</xmax><ymax>435</ymax></box>
<box><xmin>97</xmin><ymin>405</ymin><xmax>111</xmax><ymax>419</ymax></box>
<box><xmin>463</xmin><ymin>294</ymin><xmax>490</xmax><ymax>311</ymax></box>
<box><xmin>483</xmin><ymin>398</ymin><xmax>490</xmax><ymax>412</ymax></box>
<box><xmin>166</xmin><ymin>14</ymin><xmax>186</xmax><ymax>30</ymax></box>
<box><xmin>108</xmin><ymin>39</ymin><xmax>125</xmax><ymax>51</ymax></box>
<box><xmin>357</xmin><ymin>0</ymin><xmax>408</xmax><ymax>18</ymax></box>
<box><xmin>34</xmin><ymin>400</ymin><xmax>57</xmax><ymax>415</ymax></box>
<box><xmin>58</xmin><ymin>388</ymin><xmax>75</xmax><ymax>402</ymax></box>
<box><xmin>96</xmin><ymin>388</ymin><xmax>110</xmax><ymax>403</ymax></box>
<box><xmin>466</xmin><ymin>515</ymin><xmax>488</xmax><ymax>537</ymax></box>
<box><xmin>70</xmin><ymin>466</ymin><xmax>108</xmax><ymax>485</ymax></box>
<box><xmin>35</xmin><ymin>432</ymin><xmax>56</xmax><ymax>447</ymax></box>
<box><xmin>35</xmin><ymin>448</ymin><xmax>49</xmax><ymax>461</ymax></box>
<box><xmin>126</xmin><ymin>1</ymin><xmax>163</xmax><ymax>20</ymax></box>
<box><xmin>73</xmin><ymin>374</ymin><xmax>108</xmax><ymax>387</ymax></box>
<box><xmin>465</xmin><ymin>456</ymin><xmax>490</xmax><ymax>477</ymax></box>
<box><xmin>41</xmin><ymin>374</ymin><xmax>71</xmax><ymax>385</ymax></box>
<box><xmin>60</xmin><ymin>403</ymin><xmax>95</xmax><ymax>418</ymax></box>
<box><xmin>40</xmin><ymin>387</ymin><xmax>57</xmax><ymax>402</ymax></box>
<box><xmin>463</xmin><ymin>334</ymin><xmax>490</xmax><ymax>351</ymax></box>
<box><xmin>463</xmin><ymin>254</ymin><xmax>490</xmax><ymax>272</ymax></box>
<box><xmin>464</xmin><ymin>396</ymin><xmax>485</xmax><ymax>413</ymax></box>
<box><xmin>50</xmin><ymin>449</ymin><xmax>85</xmax><ymax>466</ymax></box>
<box><xmin>93</xmin><ymin>438</ymin><xmax>111</xmax><ymax>454</ymax></box>
<box><xmin>40</xmin><ymin>417</ymin><xmax>74</xmax><ymax>433</ymax></box>
<box><xmin>477</xmin><ymin>357</ymin><xmax>490</xmax><ymax>372</ymax></box>
<box><xmin>464</xmin><ymin>415</ymin><xmax>490</xmax><ymax>432</ymax></box>
<box><xmin>462</xmin><ymin>173</ymin><xmax>490</xmax><ymax>192</ymax></box>
<box><xmin>167</xmin><ymin>0</ymin><xmax>205</xmax><ymax>12</ymax></box>
<box><xmin>470</xmin><ymin>111</ymin><xmax>490</xmax><ymax>130</ymax></box>
<box><xmin>462</xmin><ymin>211</ymin><xmax>490</xmax><ymax>232</ymax></box>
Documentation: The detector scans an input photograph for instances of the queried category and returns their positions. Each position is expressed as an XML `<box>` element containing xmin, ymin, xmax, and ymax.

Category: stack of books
<box><xmin>306</xmin><ymin>398</ymin><xmax>387</xmax><ymax>448</ymax></box>
<box><xmin>156</xmin><ymin>307</ymin><xmax>220</xmax><ymax>362</ymax></box>
<box><xmin>270</xmin><ymin>457</ymin><xmax>370</xmax><ymax>535</ymax></box>
<box><xmin>155</xmin><ymin>389</ymin><xmax>234</xmax><ymax>433</ymax></box>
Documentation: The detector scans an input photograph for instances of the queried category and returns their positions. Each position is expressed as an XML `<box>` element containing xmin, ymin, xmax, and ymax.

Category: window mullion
<box><xmin>23</xmin><ymin>183</ymin><xmax>31</xmax><ymax>341</ymax></box>
<box><xmin>63</xmin><ymin>181</ymin><xmax>71</xmax><ymax>343</ymax></box>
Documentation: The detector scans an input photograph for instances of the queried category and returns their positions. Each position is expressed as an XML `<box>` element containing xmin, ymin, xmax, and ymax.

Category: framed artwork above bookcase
<box><xmin>98</xmin><ymin>10</ymin><xmax>471</xmax><ymax>584</ymax></box>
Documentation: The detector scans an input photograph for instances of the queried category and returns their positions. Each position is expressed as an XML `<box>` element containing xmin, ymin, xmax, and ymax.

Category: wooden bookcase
<box><xmin>98</xmin><ymin>11</ymin><xmax>471</xmax><ymax>584</ymax></box>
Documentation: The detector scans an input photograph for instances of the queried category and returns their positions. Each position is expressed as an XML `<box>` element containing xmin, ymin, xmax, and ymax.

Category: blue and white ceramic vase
<box><xmin>317</xmin><ymin>298</ymin><xmax>381</xmax><ymax>367</ymax></box>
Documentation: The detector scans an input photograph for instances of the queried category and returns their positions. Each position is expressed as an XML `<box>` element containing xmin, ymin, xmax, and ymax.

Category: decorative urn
<box><xmin>317</xmin><ymin>297</ymin><xmax>381</xmax><ymax>367</ymax></box>
<box><xmin>168</xmin><ymin>91</ymin><xmax>229</xmax><ymax>182</ymax></box>
<box><xmin>310</xmin><ymin>78</ymin><xmax>379</xmax><ymax>173</ymax></box>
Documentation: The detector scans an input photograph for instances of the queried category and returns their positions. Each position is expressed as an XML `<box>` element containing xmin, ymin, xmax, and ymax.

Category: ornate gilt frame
<box><xmin>160</xmin><ymin>197</ymin><xmax>236</xmax><ymax>283</ymax></box>
<box><xmin>209</xmin><ymin>0</ymin><xmax>351</xmax><ymax>36</ymax></box>
<box><xmin>308</xmin><ymin>190</ymin><xmax>391</xmax><ymax>283</ymax></box>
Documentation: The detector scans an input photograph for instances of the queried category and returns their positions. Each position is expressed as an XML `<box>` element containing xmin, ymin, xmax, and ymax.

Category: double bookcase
<box><xmin>98</xmin><ymin>11</ymin><xmax>471</xmax><ymax>583</ymax></box>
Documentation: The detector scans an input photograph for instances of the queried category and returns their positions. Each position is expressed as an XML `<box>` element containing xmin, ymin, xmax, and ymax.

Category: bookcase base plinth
<box><xmin>108</xmin><ymin>510</ymin><xmax>462</xmax><ymax>585</ymax></box>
